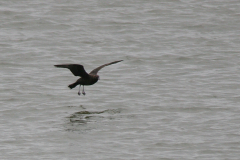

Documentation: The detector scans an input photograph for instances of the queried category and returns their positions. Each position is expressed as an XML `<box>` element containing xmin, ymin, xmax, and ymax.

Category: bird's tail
<box><xmin>68</xmin><ymin>82</ymin><xmax>78</xmax><ymax>89</ymax></box>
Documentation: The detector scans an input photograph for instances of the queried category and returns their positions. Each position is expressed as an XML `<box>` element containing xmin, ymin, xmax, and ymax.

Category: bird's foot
<box><xmin>82</xmin><ymin>91</ymin><xmax>86</xmax><ymax>95</ymax></box>
<box><xmin>78</xmin><ymin>91</ymin><xmax>81</xmax><ymax>96</ymax></box>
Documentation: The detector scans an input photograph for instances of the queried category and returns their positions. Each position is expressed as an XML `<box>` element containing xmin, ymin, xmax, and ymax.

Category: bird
<box><xmin>54</xmin><ymin>60</ymin><xmax>123</xmax><ymax>96</ymax></box>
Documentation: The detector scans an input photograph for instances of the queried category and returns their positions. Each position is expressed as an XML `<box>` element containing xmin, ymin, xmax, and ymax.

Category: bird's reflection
<box><xmin>66</xmin><ymin>106</ymin><xmax>122</xmax><ymax>126</ymax></box>
<box><xmin>68</xmin><ymin>110</ymin><xmax>105</xmax><ymax>124</ymax></box>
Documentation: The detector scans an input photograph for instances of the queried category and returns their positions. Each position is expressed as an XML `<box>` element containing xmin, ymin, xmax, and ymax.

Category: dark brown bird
<box><xmin>54</xmin><ymin>60</ymin><xmax>123</xmax><ymax>95</ymax></box>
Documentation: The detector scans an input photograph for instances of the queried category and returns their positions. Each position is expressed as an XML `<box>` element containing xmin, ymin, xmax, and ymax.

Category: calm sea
<box><xmin>1</xmin><ymin>0</ymin><xmax>240</xmax><ymax>159</ymax></box>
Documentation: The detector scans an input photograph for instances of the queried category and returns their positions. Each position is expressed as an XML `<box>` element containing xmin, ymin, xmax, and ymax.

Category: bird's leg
<box><xmin>82</xmin><ymin>85</ymin><xmax>86</xmax><ymax>95</ymax></box>
<box><xmin>78</xmin><ymin>85</ymin><xmax>81</xmax><ymax>96</ymax></box>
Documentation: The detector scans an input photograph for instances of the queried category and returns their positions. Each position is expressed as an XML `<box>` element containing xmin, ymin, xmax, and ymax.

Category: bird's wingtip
<box><xmin>54</xmin><ymin>64</ymin><xmax>62</xmax><ymax>67</ymax></box>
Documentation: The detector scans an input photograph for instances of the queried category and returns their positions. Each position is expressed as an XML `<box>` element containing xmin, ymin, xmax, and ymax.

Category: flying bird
<box><xmin>54</xmin><ymin>60</ymin><xmax>123</xmax><ymax>96</ymax></box>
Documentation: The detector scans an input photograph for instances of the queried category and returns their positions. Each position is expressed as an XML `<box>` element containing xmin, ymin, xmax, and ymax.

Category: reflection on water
<box><xmin>65</xmin><ymin>106</ymin><xmax>122</xmax><ymax>130</ymax></box>
<box><xmin>68</xmin><ymin>110</ymin><xmax>105</xmax><ymax>125</ymax></box>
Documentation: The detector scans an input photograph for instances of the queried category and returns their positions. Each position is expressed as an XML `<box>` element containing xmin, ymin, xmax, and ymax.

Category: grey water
<box><xmin>1</xmin><ymin>0</ymin><xmax>240</xmax><ymax>159</ymax></box>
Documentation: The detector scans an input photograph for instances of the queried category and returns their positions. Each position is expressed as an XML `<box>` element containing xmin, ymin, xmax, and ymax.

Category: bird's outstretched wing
<box><xmin>54</xmin><ymin>64</ymin><xmax>89</xmax><ymax>78</ymax></box>
<box><xmin>89</xmin><ymin>60</ymin><xmax>123</xmax><ymax>75</ymax></box>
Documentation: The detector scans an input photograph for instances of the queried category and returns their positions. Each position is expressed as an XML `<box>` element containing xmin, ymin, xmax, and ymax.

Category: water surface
<box><xmin>1</xmin><ymin>0</ymin><xmax>240</xmax><ymax>159</ymax></box>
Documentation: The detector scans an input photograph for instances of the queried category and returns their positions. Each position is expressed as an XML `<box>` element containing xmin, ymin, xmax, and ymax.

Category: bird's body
<box><xmin>68</xmin><ymin>74</ymin><xmax>99</xmax><ymax>89</ymax></box>
<box><xmin>54</xmin><ymin>60</ymin><xmax>123</xmax><ymax>95</ymax></box>
<box><xmin>77</xmin><ymin>75</ymin><xmax>99</xmax><ymax>86</ymax></box>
